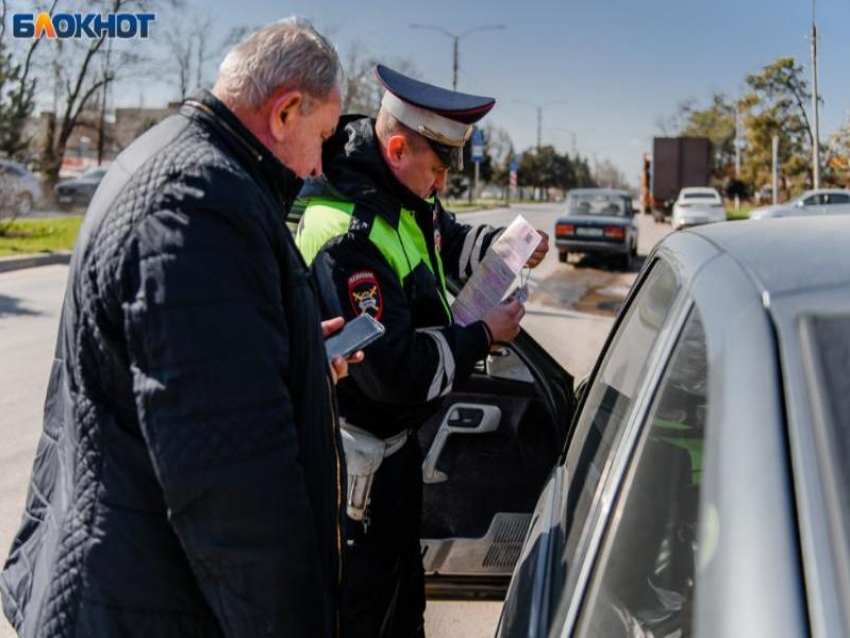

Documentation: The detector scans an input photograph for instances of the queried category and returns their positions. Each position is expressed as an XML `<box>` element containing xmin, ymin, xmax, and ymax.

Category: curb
<box><xmin>0</xmin><ymin>252</ymin><xmax>72</xmax><ymax>274</ymax></box>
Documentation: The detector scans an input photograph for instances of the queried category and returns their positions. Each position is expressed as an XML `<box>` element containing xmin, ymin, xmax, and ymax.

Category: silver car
<box><xmin>0</xmin><ymin>159</ymin><xmax>41</xmax><ymax>216</ymax></box>
<box><xmin>749</xmin><ymin>188</ymin><xmax>850</xmax><ymax>220</ymax></box>
<box><xmin>498</xmin><ymin>217</ymin><xmax>850</xmax><ymax>637</ymax></box>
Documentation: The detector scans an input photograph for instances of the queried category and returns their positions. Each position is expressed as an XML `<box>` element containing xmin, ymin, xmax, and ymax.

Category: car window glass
<box><xmin>806</xmin><ymin>313</ymin><xmax>850</xmax><ymax>531</ymax></box>
<box><xmin>802</xmin><ymin>195</ymin><xmax>820</xmax><ymax>206</ymax></box>
<box><xmin>569</xmin><ymin>195</ymin><xmax>627</xmax><ymax>217</ymax></box>
<box><xmin>547</xmin><ymin>258</ymin><xmax>682</xmax><ymax>628</ymax></box>
<box><xmin>826</xmin><ymin>193</ymin><xmax>850</xmax><ymax>205</ymax></box>
<box><xmin>576</xmin><ymin>308</ymin><xmax>707</xmax><ymax>637</ymax></box>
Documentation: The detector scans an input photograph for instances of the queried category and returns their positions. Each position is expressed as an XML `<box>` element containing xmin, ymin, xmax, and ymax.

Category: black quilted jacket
<box><xmin>0</xmin><ymin>90</ymin><xmax>344</xmax><ymax>637</ymax></box>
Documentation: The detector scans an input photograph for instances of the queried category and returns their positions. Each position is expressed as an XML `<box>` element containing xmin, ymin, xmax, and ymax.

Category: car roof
<box><xmin>798</xmin><ymin>189</ymin><xmax>850</xmax><ymax>197</ymax></box>
<box><xmin>687</xmin><ymin>217</ymin><xmax>850</xmax><ymax>297</ymax></box>
<box><xmin>680</xmin><ymin>187</ymin><xmax>720</xmax><ymax>195</ymax></box>
<box><xmin>567</xmin><ymin>188</ymin><xmax>631</xmax><ymax>198</ymax></box>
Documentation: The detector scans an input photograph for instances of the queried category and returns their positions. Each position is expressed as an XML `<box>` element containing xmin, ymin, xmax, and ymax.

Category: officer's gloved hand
<box><xmin>483</xmin><ymin>300</ymin><xmax>525</xmax><ymax>344</ymax></box>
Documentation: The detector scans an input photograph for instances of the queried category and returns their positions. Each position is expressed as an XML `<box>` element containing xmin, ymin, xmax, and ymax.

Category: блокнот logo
<box><xmin>12</xmin><ymin>12</ymin><xmax>155</xmax><ymax>39</ymax></box>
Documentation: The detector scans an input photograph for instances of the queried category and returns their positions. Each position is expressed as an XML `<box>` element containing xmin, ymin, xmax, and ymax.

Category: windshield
<box><xmin>568</xmin><ymin>194</ymin><xmax>628</xmax><ymax>217</ymax></box>
<box><xmin>682</xmin><ymin>192</ymin><xmax>719</xmax><ymax>201</ymax></box>
<box><xmin>81</xmin><ymin>168</ymin><xmax>107</xmax><ymax>179</ymax></box>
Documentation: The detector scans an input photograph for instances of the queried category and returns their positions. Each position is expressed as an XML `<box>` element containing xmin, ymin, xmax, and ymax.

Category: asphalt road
<box><xmin>0</xmin><ymin>203</ymin><xmax>670</xmax><ymax>637</ymax></box>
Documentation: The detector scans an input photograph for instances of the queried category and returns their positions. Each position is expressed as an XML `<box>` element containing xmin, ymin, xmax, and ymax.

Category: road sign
<box><xmin>471</xmin><ymin>128</ymin><xmax>485</xmax><ymax>163</ymax></box>
<box><xmin>509</xmin><ymin>151</ymin><xmax>521</xmax><ymax>171</ymax></box>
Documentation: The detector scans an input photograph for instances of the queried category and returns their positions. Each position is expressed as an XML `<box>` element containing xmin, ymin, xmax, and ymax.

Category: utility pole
<box><xmin>535</xmin><ymin>106</ymin><xmax>542</xmax><ymax>150</ymax></box>
<box><xmin>514</xmin><ymin>100</ymin><xmax>567</xmax><ymax>151</ymax></box>
<box><xmin>811</xmin><ymin>0</ymin><xmax>821</xmax><ymax>189</ymax></box>
<box><xmin>772</xmin><ymin>135</ymin><xmax>780</xmax><ymax>205</ymax></box>
<box><xmin>734</xmin><ymin>103</ymin><xmax>741</xmax><ymax>178</ymax></box>
<box><xmin>452</xmin><ymin>37</ymin><xmax>458</xmax><ymax>91</ymax></box>
<box><xmin>734</xmin><ymin>98</ymin><xmax>742</xmax><ymax>211</ymax></box>
<box><xmin>410</xmin><ymin>23</ymin><xmax>505</xmax><ymax>91</ymax></box>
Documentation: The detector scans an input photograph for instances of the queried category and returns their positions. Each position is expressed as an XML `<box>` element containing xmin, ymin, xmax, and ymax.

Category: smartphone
<box><xmin>325</xmin><ymin>314</ymin><xmax>386</xmax><ymax>364</ymax></box>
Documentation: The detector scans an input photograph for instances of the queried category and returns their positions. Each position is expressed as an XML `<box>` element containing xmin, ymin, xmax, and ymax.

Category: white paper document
<box><xmin>451</xmin><ymin>215</ymin><xmax>539</xmax><ymax>326</ymax></box>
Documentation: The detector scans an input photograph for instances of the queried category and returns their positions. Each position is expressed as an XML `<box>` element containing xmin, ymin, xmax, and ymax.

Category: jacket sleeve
<box><xmin>120</xmin><ymin>208</ymin><xmax>330</xmax><ymax>637</ymax></box>
<box><xmin>437</xmin><ymin>201</ymin><xmax>504</xmax><ymax>283</ymax></box>
<box><xmin>313</xmin><ymin>233</ymin><xmax>490</xmax><ymax>407</ymax></box>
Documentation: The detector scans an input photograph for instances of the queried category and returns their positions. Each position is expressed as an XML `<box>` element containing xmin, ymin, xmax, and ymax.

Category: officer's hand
<box><xmin>322</xmin><ymin>317</ymin><xmax>365</xmax><ymax>385</ymax></box>
<box><xmin>483</xmin><ymin>299</ymin><xmax>525</xmax><ymax>344</ymax></box>
<box><xmin>525</xmin><ymin>230</ymin><xmax>549</xmax><ymax>269</ymax></box>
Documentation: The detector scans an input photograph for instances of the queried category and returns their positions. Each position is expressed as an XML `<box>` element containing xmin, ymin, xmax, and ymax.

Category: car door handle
<box><xmin>422</xmin><ymin>403</ymin><xmax>501</xmax><ymax>485</ymax></box>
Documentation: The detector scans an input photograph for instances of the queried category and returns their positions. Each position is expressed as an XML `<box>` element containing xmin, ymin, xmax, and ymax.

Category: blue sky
<box><xmin>45</xmin><ymin>0</ymin><xmax>850</xmax><ymax>185</ymax></box>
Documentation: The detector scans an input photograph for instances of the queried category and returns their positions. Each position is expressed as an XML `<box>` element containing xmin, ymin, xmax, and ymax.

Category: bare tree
<box><xmin>341</xmin><ymin>41</ymin><xmax>419</xmax><ymax>116</ymax></box>
<box><xmin>26</xmin><ymin>0</ymin><xmax>174</xmax><ymax>184</ymax></box>
<box><xmin>166</xmin><ymin>29</ymin><xmax>193</xmax><ymax>101</ymax></box>
<box><xmin>0</xmin><ymin>0</ymin><xmax>53</xmax><ymax>160</ymax></box>
<box><xmin>164</xmin><ymin>12</ymin><xmax>216</xmax><ymax>101</ymax></box>
<box><xmin>592</xmin><ymin>158</ymin><xmax>631</xmax><ymax>191</ymax></box>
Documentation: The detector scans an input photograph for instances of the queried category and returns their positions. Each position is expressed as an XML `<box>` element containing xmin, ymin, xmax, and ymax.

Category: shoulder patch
<box><xmin>348</xmin><ymin>271</ymin><xmax>383</xmax><ymax>321</ymax></box>
<box><xmin>349</xmin><ymin>216</ymin><xmax>371</xmax><ymax>233</ymax></box>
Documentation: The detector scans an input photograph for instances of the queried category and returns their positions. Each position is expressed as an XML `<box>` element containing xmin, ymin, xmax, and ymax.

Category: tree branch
<box><xmin>59</xmin><ymin>36</ymin><xmax>108</xmax><ymax>148</ymax></box>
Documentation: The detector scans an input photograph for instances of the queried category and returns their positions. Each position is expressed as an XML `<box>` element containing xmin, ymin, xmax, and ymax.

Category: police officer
<box><xmin>295</xmin><ymin>65</ymin><xmax>549</xmax><ymax>637</ymax></box>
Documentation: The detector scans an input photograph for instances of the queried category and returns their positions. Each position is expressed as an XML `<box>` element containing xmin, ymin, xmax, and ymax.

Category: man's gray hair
<box><xmin>216</xmin><ymin>18</ymin><xmax>341</xmax><ymax>109</ymax></box>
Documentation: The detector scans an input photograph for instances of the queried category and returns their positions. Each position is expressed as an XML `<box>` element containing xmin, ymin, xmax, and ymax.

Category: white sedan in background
<box><xmin>672</xmin><ymin>187</ymin><xmax>726</xmax><ymax>229</ymax></box>
<box><xmin>749</xmin><ymin>189</ymin><xmax>850</xmax><ymax>220</ymax></box>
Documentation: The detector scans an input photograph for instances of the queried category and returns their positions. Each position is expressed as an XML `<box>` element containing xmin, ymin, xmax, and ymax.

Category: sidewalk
<box><xmin>0</xmin><ymin>252</ymin><xmax>72</xmax><ymax>274</ymax></box>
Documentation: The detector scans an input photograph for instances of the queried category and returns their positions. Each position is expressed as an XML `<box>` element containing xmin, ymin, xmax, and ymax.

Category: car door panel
<box><xmin>419</xmin><ymin>328</ymin><xmax>574</xmax><ymax>598</ymax></box>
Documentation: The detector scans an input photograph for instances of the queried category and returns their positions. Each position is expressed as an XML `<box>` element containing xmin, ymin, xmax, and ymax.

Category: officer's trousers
<box><xmin>342</xmin><ymin>437</ymin><xmax>426</xmax><ymax>638</ymax></box>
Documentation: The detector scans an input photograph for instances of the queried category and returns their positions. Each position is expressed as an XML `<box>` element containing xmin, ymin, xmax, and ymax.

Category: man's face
<box><xmin>391</xmin><ymin>140</ymin><xmax>449</xmax><ymax>200</ymax></box>
<box><xmin>273</xmin><ymin>85</ymin><xmax>342</xmax><ymax>178</ymax></box>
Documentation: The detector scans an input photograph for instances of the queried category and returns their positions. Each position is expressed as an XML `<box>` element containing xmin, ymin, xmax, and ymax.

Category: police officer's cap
<box><xmin>376</xmin><ymin>64</ymin><xmax>495</xmax><ymax>171</ymax></box>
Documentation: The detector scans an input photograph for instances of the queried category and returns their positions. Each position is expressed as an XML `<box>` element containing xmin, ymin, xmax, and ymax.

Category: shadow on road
<box><xmin>0</xmin><ymin>294</ymin><xmax>39</xmax><ymax>318</ymax></box>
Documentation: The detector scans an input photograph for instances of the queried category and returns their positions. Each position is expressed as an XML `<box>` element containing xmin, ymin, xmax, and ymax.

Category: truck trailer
<box><xmin>644</xmin><ymin>137</ymin><xmax>712</xmax><ymax>222</ymax></box>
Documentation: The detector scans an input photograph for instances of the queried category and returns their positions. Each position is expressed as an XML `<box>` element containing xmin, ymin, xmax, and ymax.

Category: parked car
<box><xmin>0</xmin><ymin>159</ymin><xmax>41</xmax><ymax>216</ymax></box>
<box><xmin>671</xmin><ymin>186</ymin><xmax>725</xmax><ymax>229</ymax></box>
<box><xmin>749</xmin><ymin>188</ymin><xmax>850</xmax><ymax>220</ymax></box>
<box><xmin>554</xmin><ymin>189</ymin><xmax>638</xmax><ymax>268</ymax></box>
<box><xmin>494</xmin><ymin>216</ymin><xmax>850</xmax><ymax>637</ymax></box>
<box><xmin>54</xmin><ymin>167</ymin><xmax>108</xmax><ymax>210</ymax></box>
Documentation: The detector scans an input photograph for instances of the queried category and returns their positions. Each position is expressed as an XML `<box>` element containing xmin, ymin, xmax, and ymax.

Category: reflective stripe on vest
<box><xmin>296</xmin><ymin>198</ymin><xmax>452</xmax><ymax>321</ymax></box>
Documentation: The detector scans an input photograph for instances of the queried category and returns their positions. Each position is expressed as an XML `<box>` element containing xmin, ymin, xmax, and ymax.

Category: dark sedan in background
<box><xmin>498</xmin><ymin>216</ymin><xmax>850</xmax><ymax>637</ymax></box>
<box><xmin>554</xmin><ymin>188</ymin><xmax>638</xmax><ymax>268</ymax></box>
<box><xmin>54</xmin><ymin>167</ymin><xmax>107</xmax><ymax>210</ymax></box>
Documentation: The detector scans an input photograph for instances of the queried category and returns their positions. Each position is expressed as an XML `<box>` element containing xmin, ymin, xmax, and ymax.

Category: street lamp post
<box><xmin>409</xmin><ymin>23</ymin><xmax>505</xmax><ymax>91</ymax></box>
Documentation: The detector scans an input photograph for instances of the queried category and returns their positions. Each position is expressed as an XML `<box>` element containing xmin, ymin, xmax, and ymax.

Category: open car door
<box><xmin>420</xmin><ymin>327</ymin><xmax>575</xmax><ymax>599</ymax></box>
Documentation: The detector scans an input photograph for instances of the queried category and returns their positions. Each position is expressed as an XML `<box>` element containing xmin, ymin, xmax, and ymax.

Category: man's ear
<box><xmin>269</xmin><ymin>90</ymin><xmax>303</xmax><ymax>142</ymax></box>
<box><xmin>385</xmin><ymin>135</ymin><xmax>407</xmax><ymax>166</ymax></box>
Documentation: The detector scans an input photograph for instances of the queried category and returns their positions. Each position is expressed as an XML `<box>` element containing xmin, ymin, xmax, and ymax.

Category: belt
<box><xmin>339</xmin><ymin>421</ymin><xmax>412</xmax><ymax>521</ymax></box>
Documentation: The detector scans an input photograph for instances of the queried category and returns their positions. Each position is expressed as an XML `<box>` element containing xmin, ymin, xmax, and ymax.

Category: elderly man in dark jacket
<box><xmin>0</xmin><ymin>19</ymin><xmax>351</xmax><ymax>638</ymax></box>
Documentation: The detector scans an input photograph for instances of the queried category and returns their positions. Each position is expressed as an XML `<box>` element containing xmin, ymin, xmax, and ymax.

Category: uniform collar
<box><xmin>321</xmin><ymin>115</ymin><xmax>434</xmax><ymax>228</ymax></box>
<box><xmin>181</xmin><ymin>89</ymin><xmax>303</xmax><ymax>208</ymax></box>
